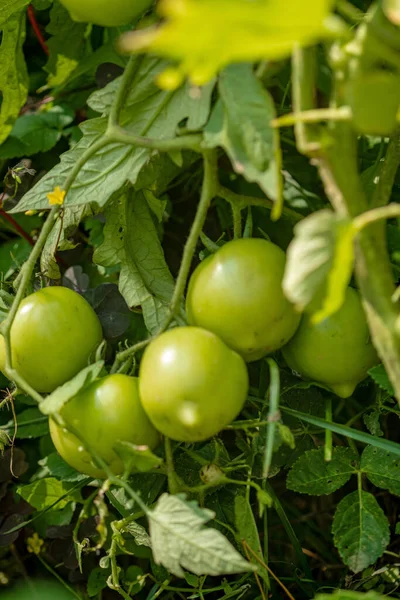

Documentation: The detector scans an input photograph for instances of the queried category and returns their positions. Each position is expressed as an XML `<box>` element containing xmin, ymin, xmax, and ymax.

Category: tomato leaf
<box><xmin>38</xmin><ymin>453</ymin><xmax>87</xmax><ymax>483</ymax></box>
<box><xmin>149</xmin><ymin>493</ymin><xmax>255</xmax><ymax>577</ymax></box>
<box><xmin>204</xmin><ymin>64</ymin><xmax>281</xmax><ymax>209</ymax></box>
<box><xmin>12</xmin><ymin>56</ymin><xmax>213</xmax><ymax>213</ymax></box>
<box><xmin>16</xmin><ymin>477</ymin><xmax>80</xmax><ymax>510</ymax></box>
<box><xmin>39</xmin><ymin>360</ymin><xmax>105</xmax><ymax>415</ymax></box>
<box><xmin>94</xmin><ymin>190</ymin><xmax>175</xmax><ymax>334</ymax></box>
<box><xmin>283</xmin><ymin>209</ymin><xmax>355</xmax><ymax>319</ymax></box>
<box><xmin>3</xmin><ymin>407</ymin><xmax>48</xmax><ymax>439</ymax></box>
<box><xmin>120</xmin><ymin>0</ymin><xmax>339</xmax><ymax>86</ymax></box>
<box><xmin>287</xmin><ymin>447</ymin><xmax>358</xmax><ymax>495</ymax></box>
<box><xmin>114</xmin><ymin>441</ymin><xmax>163</xmax><ymax>474</ymax></box>
<box><xmin>0</xmin><ymin>9</ymin><xmax>28</xmax><ymax>145</ymax></box>
<box><xmin>332</xmin><ymin>490</ymin><xmax>390</xmax><ymax>573</ymax></box>
<box><xmin>123</xmin><ymin>521</ymin><xmax>151</xmax><ymax>547</ymax></box>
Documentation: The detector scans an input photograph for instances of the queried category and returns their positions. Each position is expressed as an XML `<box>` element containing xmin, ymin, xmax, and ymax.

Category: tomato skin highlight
<box><xmin>186</xmin><ymin>238</ymin><xmax>301</xmax><ymax>362</ymax></box>
<box><xmin>0</xmin><ymin>286</ymin><xmax>103</xmax><ymax>393</ymax></box>
<box><xmin>282</xmin><ymin>287</ymin><xmax>379</xmax><ymax>398</ymax></box>
<box><xmin>49</xmin><ymin>374</ymin><xmax>160</xmax><ymax>478</ymax></box>
<box><xmin>139</xmin><ymin>326</ymin><xmax>249</xmax><ymax>442</ymax></box>
<box><xmin>58</xmin><ymin>0</ymin><xmax>153</xmax><ymax>26</ymax></box>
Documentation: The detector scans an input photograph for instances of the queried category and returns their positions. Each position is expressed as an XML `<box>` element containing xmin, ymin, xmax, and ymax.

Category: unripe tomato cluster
<box><xmin>0</xmin><ymin>236</ymin><xmax>379</xmax><ymax>478</ymax></box>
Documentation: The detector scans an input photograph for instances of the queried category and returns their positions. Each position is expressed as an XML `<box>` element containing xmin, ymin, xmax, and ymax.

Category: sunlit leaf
<box><xmin>120</xmin><ymin>0</ymin><xmax>340</xmax><ymax>87</ymax></box>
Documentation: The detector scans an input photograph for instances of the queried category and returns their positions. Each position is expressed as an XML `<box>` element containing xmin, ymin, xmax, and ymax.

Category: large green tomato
<box><xmin>186</xmin><ymin>238</ymin><xmax>301</xmax><ymax>362</ymax></box>
<box><xmin>346</xmin><ymin>71</ymin><xmax>400</xmax><ymax>136</ymax></box>
<box><xmin>139</xmin><ymin>327</ymin><xmax>249</xmax><ymax>442</ymax></box>
<box><xmin>0</xmin><ymin>286</ymin><xmax>103</xmax><ymax>393</ymax></box>
<box><xmin>282</xmin><ymin>287</ymin><xmax>379</xmax><ymax>398</ymax></box>
<box><xmin>49</xmin><ymin>374</ymin><xmax>160</xmax><ymax>478</ymax></box>
<box><xmin>58</xmin><ymin>0</ymin><xmax>153</xmax><ymax>26</ymax></box>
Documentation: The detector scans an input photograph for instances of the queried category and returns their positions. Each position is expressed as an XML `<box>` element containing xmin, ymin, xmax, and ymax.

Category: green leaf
<box><xmin>0</xmin><ymin>0</ymin><xmax>30</xmax><ymax>26</ymax></box>
<box><xmin>0</xmin><ymin>105</ymin><xmax>75</xmax><ymax>159</ymax></box>
<box><xmin>287</xmin><ymin>447</ymin><xmax>358</xmax><ymax>495</ymax></box>
<box><xmin>121</xmin><ymin>0</ymin><xmax>339</xmax><ymax>86</ymax></box>
<box><xmin>38</xmin><ymin>453</ymin><xmax>87</xmax><ymax>483</ymax></box>
<box><xmin>94</xmin><ymin>190</ymin><xmax>174</xmax><ymax>334</ymax></box>
<box><xmin>123</xmin><ymin>521</ymin><xmax>151</xmax><ymax>547</ymax></box>
<box><xmin>16</xmin><ymin>477</ymin><xmax>80</xmax><ymax>510</ymax></box>
<box><xmin>0</xmin><ymin>10</ymin><xmax>29</xmax><ymax>144</ymax></box>
<box><xmin>39</xmin><ymin>360</ymin><xmax>104</xmax><ymax>415</ymax></box>
<box><xmin>234</xmin><ymin>493</ymin><xmax>269</xmax><ymax>584</ymax></box>
<box><xmin>13</xmin><ymin>57</ymin><xmax>212</xmax><ymax>213</ymax></box>
<box><xmin>363</xmin><ymin>410</ymin><xmax>383</xmax><ymax>437</ymax></box>
<box><xmin>41</xmin><ymin>204</ymin><xmax>98</xmax><ymax>280</ymax></box>
<box><xmin>0</xmin><ymin>238</ymin><xmax>31</xmax><ymax>281</ymax></box>
<box><xmin>283</xmin><ymin>209</ymin><xmax>355</xmax><ymax>319</ymax></box>
<box><xmin>368</xmin><ymin>364</ymin><xmax>394</xmax><ymax>396</ymax></box>
<box><xmin>149</xmin><ymin>493</ymin><xmax>254</xmax><ymax>577</ymax></box>
<box><xmin>87</xmin><ymin>567</ymin><xmax>109</xmax><ymax>597</ymax></box>
<box><xmin>4</xmin><ymin>407</ymin><xmax>48</xmax><ymax>439</ymax></box>
<box><xmin>315</xmin><ymin>591</ymin><xmax>389</xmax><ymax>600</ymax></box>
<box><xmin>332</xmin><ymin>490</ymin><xmax>390</xmax><ymax>573</ymax></box>
<box><xmin>361</xmin><ymin>445</ymin><xmax>400</xmax><ymax>495</ymax></box>
<box><xmin>204</xmin><ymin>64</ymin><xmax>280</xmax><ymax>204</ymax></box>
<box><xmin>44</xmin><ymin>3</ymin><xmax>87</xmax><ymax>88</ymax></box>
<box><xmin>114</xmin><ymin>441</ymin><xmax>163</xmax><ymax>474</ymax></box>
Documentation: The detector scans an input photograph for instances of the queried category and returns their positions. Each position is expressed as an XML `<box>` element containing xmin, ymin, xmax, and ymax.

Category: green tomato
<box><xmin>139</xmin><ymin>326</ymin><xmax>249</xmax><ymax>442</ymax></box>
<box><xmin>282</xmin><ymin>287</ymin><xmax>379</xmax><ymax>398</ymax></box>
<box><xmin>58</xmin><ymin>0</ymin><xmax>153</xmax><ymax>26</ymax></box>
<box><xmin>49</xmin><ymin>374</ymin><xmax>160</xmax><ymax>478</ymax></box>
<box><xmin>186</xmin><ymin>238</ymin><xmax>301</xmax><ymax>362</ymax></box>
<box><xmin>0</xmin><ymin>287</ymin><xmax>103</xmax><ymax>393</ymax></box>
<box><xmin>346</xmin><ymin>71</ymin><xmax>400</xmax><ymax>136</ymax></box>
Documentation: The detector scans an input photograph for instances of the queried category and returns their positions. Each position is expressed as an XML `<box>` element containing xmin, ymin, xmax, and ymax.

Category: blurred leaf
<box><xmin>114</xmin><ymin>441</ymin><xmax>163</xmax><ymax>474</ymax></box>
<box><xmin>283</xmin><ymin>209</ymin><xmax>355</xmax><ymax>318</ymax></box>
<box><xmin>4</xmin><ymin>407</ymin><xmax>48</xmax><ymax>439</ymax></box>
<box><xmin>44</xmin><ymin>3</ymin><xmax>87</xmax><ymax>88</ymax></box>
<box><xmin>204</xmin><ymin>64</ymin><xmax>280</xmax><ymax>204</ymax></box>
<box><xmin>332</xmin><ymin>491</ymin><xmax>390</xmax><ymax>573</ymax></box>
<box><xmin>121</xmin><ymin>0</ymin><xmax>338</xmax><ymax>86</ymax></box>
<box><xmin>16</xmin><ymin>477</ymin><xmax>80</xmax><ymax>510</ymax></box>
<box><xmin>149</xmin><ymin>493</ymin><xmax>254</xmax><ymax>577</ymax></box>
<box><xmin>0</xmin><ymin>238</ymin><xmax>31</xmax><ymax>281</ymax></box>
<box><xmin>2</xmin><ymin>580</ymin><xmax>76</xmax><ymax>599</ymax></box>
<box><xmin>87</xmin><ymin>567</ymin><xmax>109</xmax><ymax>597</ymax></box>
<box><xmin>287</xmin><ymin>447</ymin><xmax>358</xmax><ymax>495</ymax></box>
<box><xmin>361</xmin><ymin>445</ymin><xmax>400</xmax><ymax>495</ymax></box>
<box><xmin>94</xmin><ymin>191</ymin><xmax>175</xmax><ymax>334</ymax></box>
<box><xmin>315</xmin><ymin>591</ymin><xmax>390</xmax><ymax>600</ymax></box>
<box><xmin>123</xmin><ymin>521</ymin><xmax>151</xmax><ymax>547</ymax></box>
<box><xmin>0</xmin><ymin>105</ymin><xmax>75</xmax><ymax>159</ymax></box>
<box><xmin>0</xmin><ymin>10</ymin><xmax>28</xmax><ymax>144</ymax></box>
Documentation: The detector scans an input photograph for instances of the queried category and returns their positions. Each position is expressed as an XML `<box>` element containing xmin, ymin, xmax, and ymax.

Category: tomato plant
<box><xmin>49</xmin><ymin>374</ymin><xmax>160</xmax><ymax>478</ymax></box>
<box><xmin>282</xmin><ymin>287</ymin><xmax>380</xmax><ymax>398</ymax></box>
<box><xmin>0</xmin><ymin>287</ymin><xmax>103</xmax><ymax>393</ymax></box>
<box><xmin>3</xmin><ymin>0</ymin><xmax>400</xmax><ymax>597</ymax></box>
<box><xmin>58</xmin><ymin>0</ymin><xmax>153</xmax><ymax>26</ymax></box>
<box><xmin>186</xmin><ymin>238</ymin><xmax>301</xmax><ymax>361</ymax></box>
<box><xmin>139</xmin><ymin>326</ymin><xmax>249</xmax><ymax>442</ymax></box>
